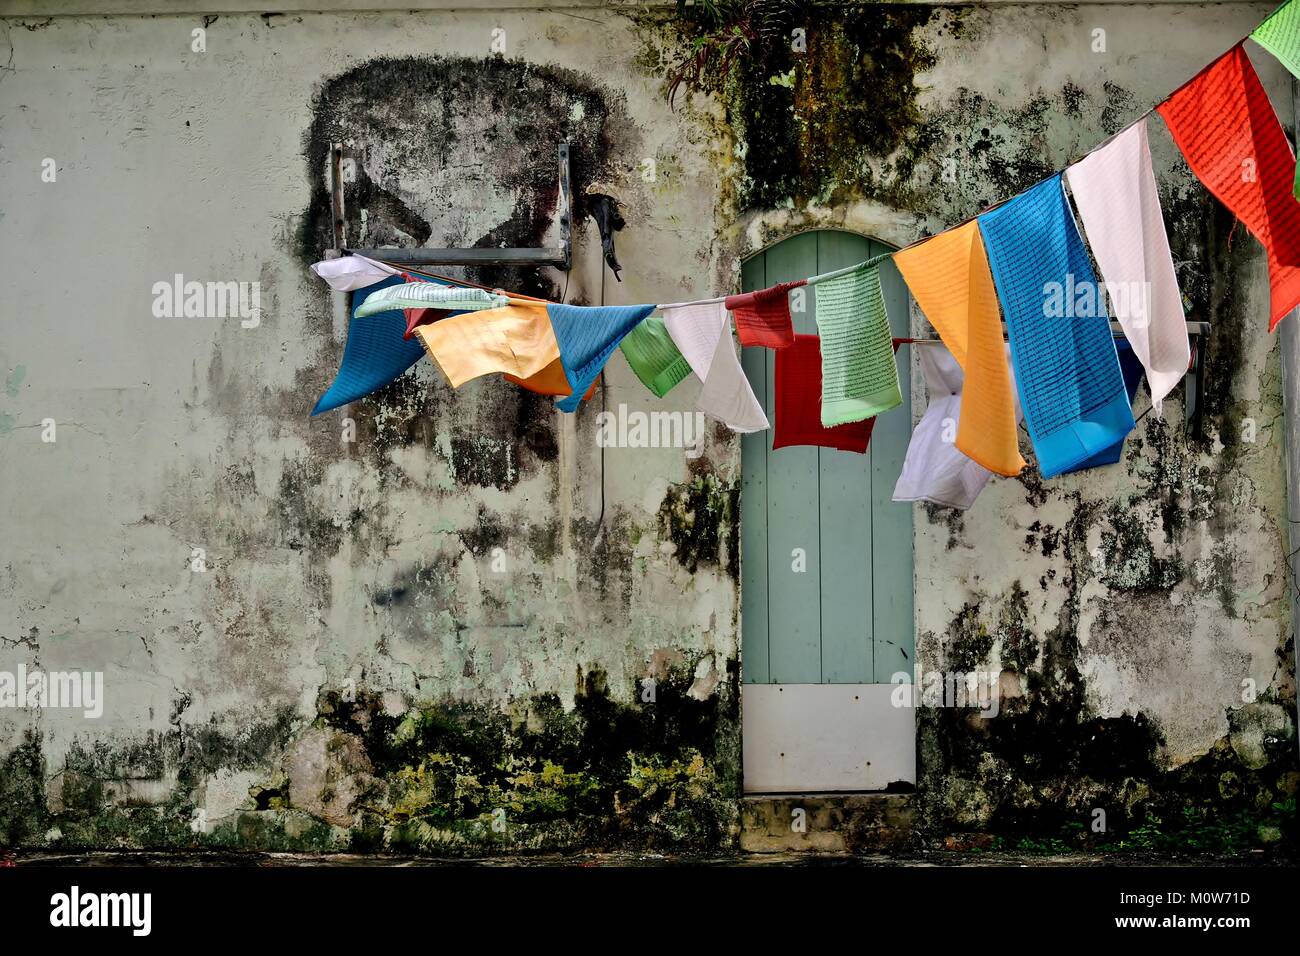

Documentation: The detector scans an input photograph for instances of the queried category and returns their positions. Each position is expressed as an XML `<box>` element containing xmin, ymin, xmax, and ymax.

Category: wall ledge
<box><xmin>0</xmin><ymin>0</ymin><xmax>1281</xmax><ymax>20</ymax></box>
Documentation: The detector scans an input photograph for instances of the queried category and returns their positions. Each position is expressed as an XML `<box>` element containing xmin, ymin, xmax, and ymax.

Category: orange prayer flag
<box><xmin>892</xmin><ymin>221</ymin><xmax>1026</xmax><ymax>477</ymax></box>
<box><xmin>414</xmin><ymin>303</ymin><xmax>558</xmax><ymax>387</ymax></box>
<box><xmin>1157</xmin><ymin>43</ymin><xmax>1300</xmax><ymax>331</ymax></box>
<box><xmin>504</xmin><ymin>360</ymin><xmax>598</xmax><ymax>401</ymax></box>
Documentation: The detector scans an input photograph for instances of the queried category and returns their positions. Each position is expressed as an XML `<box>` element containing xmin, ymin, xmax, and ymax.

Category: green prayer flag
<box><xmin>810</xmin><ymin>254</ymin><xmax>902</xmax><ymax>428</ymax></box>
<box><xmin>619</xmin><ymin>315</ymin><xmax>693</xmax><ymax>398</ymax></box>
<box><xmin>1253</xmin><ymin>0</ymin><xmax>1300</xmax><ymax>79</ymax></box>
<box><xmin>1253</xmin><ymin>1</ymin><xmax>1300</xmax><ymax>199</ymax></box>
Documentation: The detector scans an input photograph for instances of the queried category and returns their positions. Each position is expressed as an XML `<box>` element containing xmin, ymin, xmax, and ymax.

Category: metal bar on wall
<box><xmin>344</xmin><ymin>246</ymin><xmax>569</xmax><ymax>268</ymax></box>
<box><xmin>329</xmin><ymin>142</ymin><xmax>346</xmax><ymax>252</ymax></box>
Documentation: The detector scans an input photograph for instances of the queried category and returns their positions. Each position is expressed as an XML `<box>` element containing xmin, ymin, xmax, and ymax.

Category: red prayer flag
<box><xmin>403</xmin><ymin>307</ymin><xmax>451</xmax><ymax>340</ymax></box>
<box><xmin>725</xmin><ymin>280</ymin><xmax>804</xmax><ymax>349</ymax></box>
<box><xmin>399</xmin><ymin>271</ymin><xmax>445</xmax><ymax>339</ymax></box>
<box><xmin>773</xmin><ymin>334</ymin><xmax>899</xmax><ymax>453</ymax></box>
<box><xmin>1157</xmin><ymin>43</ymin><xmax>1300</xmax><ymax>331</ymax></box>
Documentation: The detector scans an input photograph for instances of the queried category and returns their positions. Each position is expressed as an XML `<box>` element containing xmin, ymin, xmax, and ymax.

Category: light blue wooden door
<box><xmin>740</xmin><ymin>231</ymin><xmax>915</xmax><ymax>791</ymax></box>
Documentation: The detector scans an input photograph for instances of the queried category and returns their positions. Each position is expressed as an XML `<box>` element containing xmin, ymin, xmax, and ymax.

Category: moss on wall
<box><xmin>0</xmin><ymin>734</ymin><xmax>47</xmax><ymax>846</ymax></box>
<box><xmin>657</xmin><ymin>473</ymin><xmax>740</xmax><ymax>577</ymax></box>
<box><xmin>916</xmin><ymin>497</ymin><xmax>1297</xmax><ymax>852</ymax></box>
<box><xmin>0</xmin><ymin>662</ymin><xmax>741</xmax><ymax>854</ymax></box>
<box><xmin>644</xmin><ymin>2</ymin><xmax>940</xmax><ymax>211</ymax></box>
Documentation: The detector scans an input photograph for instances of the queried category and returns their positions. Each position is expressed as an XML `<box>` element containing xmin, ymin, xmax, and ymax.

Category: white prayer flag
<box><xmin>1065</xmin><ymin>119</ymin><xmax>1190</xmax><ymax>412</ymax></box>
<box><xmin>660</xmin><ymin>300</ymin><xmax>769</xmax><ymax>433</ymax></box>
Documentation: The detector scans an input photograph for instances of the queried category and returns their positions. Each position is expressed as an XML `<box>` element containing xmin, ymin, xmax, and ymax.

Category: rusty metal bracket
<box><xmin>336</xmin><ymin>142</ymin><xmax>572</xmax><ymax>270</ymax></box>
<box><xmin>329</xmin><ymin>142</ymin><xmax>347</xmax><ymax>252</ymax></box>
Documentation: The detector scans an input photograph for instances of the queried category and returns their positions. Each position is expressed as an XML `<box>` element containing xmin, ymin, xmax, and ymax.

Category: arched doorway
<box><xmin>739</xmin><ymin>230</ymin><xmax>916</xmax><ymax>793</ymax></box>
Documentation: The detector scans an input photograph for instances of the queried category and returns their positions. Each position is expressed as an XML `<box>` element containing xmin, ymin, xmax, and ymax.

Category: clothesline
<box><xmin>351</xmin><ymin>17</ymin><xmax>1262</xmax><ymax>297</ymax></box>
<box><xmin>350</xmin><ymin>250</ymin><xmax>1205</xmax><ymax>349</ymax></box>
<box><xmin>657</xmin><ymin>295</ymin><xmax>728</xmax><ymax>308</ymax></box>
<box><xmin>307</xmin><ymin>1</ymin><xmax>1300</xmax><ymax>513</ymax></box>
<box><xmin>887</xmin><ymin>20</ymin><xmax>1273</xmax><ymax>259</ymax></box>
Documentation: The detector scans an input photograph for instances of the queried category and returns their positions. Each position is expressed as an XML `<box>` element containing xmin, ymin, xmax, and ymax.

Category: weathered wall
<box><xmin>645</xmin><ymin>0</ymin><xmax>1298</xmax><ymax>851</ymax></box>
<box><xmin>0</xmin><ymin>2</ymin><xmax>1295</xmax><ymax>854</ymax></box>
<box><xmin>0</xmin><ymin>5</ymin><xmax>741</xmax><ymax>853</ymax></box>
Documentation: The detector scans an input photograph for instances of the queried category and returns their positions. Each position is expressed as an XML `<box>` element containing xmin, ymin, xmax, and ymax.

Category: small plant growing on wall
<box><xmin>665</xmin><ymin>1</ymin><xmax>806</xmax><ymax>106</ymax></box>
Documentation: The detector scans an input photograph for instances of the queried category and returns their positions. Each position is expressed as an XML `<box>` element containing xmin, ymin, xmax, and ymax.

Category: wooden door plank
<box><xmin>814</xmin><ymin>231</ymin><xmax>877</xmax><ymax>683</ymax></box>
<box><xmin>740</xmin><ymin>252</ymin><xmax>770</xmax><ymax>685</ymax></box>
<box><xmin>762</xmin><ymin>233</ymin><xmax>822</xmax><ymax>683</ymax></box>
<box><xmin>870</xmin><ymin>248</ymin><xmax>916</xmax><ymax>682</ymax></box>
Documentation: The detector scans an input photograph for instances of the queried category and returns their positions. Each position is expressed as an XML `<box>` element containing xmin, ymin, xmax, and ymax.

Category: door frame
<box><xmin>736</xmin><ymin>228</ymin><xmax>917</xmax><ymax>794</ymax></box>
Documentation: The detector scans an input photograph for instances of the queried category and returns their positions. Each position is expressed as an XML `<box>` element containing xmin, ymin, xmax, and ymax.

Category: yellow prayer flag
<box><xmin>892</xmin><ymin>221</ymin><xmax>1026</xmax><ymax>476</ymax></box>
<box><xmin>415</xmin><ymin>302</ymin><xmax>559</xmax><ymax>388</ymax></box>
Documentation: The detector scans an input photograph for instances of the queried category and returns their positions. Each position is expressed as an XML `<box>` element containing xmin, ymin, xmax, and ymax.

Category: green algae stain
<box><xmin>1098</xmin><ymin>505</ymin><xmax>1184</xmax><ymax>594</ymax></box>
<box><xmin>5</xmin><ymin>365</ymin><xmax>25</xmax><ymax>399</ymax></box>
<box><xmin>317</xmin><ymin>665</ymin><xmax>740</xmax><ymax>853</ymax></box>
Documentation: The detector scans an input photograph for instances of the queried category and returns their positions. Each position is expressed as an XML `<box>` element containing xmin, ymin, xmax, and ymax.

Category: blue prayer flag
<box><xmin>978</xmin><ymin>176</ymin><xmax>1135</xmax><ymax>478</ymax></box>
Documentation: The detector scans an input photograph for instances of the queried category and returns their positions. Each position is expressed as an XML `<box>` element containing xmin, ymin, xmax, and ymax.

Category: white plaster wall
<box><xmin>906</xmin><ymin>4</ymin><xmax>1292</xmax><ymax>767</ymax></box>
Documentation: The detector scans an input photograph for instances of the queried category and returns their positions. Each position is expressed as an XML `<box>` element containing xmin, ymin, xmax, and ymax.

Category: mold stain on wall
<box><xmin>908</xmin><ymin>181</ymin><xmax>1297</xmax><ymax>848</ymax></box>
<box><xmin>639</xmin><ymin>3</ymin><xmax>942</xmax><ymax>217</ymax></box>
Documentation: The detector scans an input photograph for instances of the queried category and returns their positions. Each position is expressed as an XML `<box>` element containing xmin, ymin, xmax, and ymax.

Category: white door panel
<box><xmin>742</xmin><ymin>684</ymin><xmax>915</xmax><ymax>793</ymax></box>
